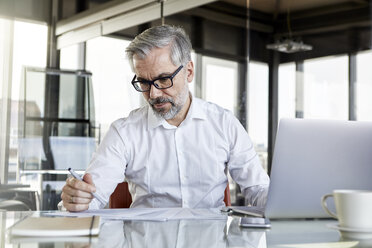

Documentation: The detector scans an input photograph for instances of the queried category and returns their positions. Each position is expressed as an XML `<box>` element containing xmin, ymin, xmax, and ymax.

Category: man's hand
<box><xmin>61</xmin><ymin>173</ymin><xmax>96</xmax><ymax>212</ymax></box>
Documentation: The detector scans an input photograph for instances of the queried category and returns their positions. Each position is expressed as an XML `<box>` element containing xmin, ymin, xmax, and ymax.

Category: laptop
<box><xmin>264</xmin><ymin>118</ymin><xmax>372</xmax><ymax>219</ymax></box>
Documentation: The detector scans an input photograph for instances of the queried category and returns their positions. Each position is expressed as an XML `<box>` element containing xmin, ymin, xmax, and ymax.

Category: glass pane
<box><xmin>25</xmin><ymin>71</ymin><xmax>46</xmax><ymax>117</ymax></box>
<box><xmin>58</xmin><ymin>74</ymin><xmax>89</xmax><ymax>119</ymax></box>
<box><xmin>278</xmin><ymin>63</ymin><xmax>296</xmax><ymax>121</ymax></box>
<box><xmin>24</xmin><ymin>119</ymin><xmax>43</xmax><ymax>137</ymax></box>
<box><xmin>203</xmin><ymin>56</ymin><xmax>238</xmax><ymax>114</ymax></box>
<box><xmin>20</xmin><ymin>68</ymin><xmax>94</xmax><ymax>174</ymax></box>
<box><xmin>18</xmin><ymin>133</ymin><xmax>45</xmax><ymax>170</ymax></box>
<box><xmin>303</xmin><ymin>56</ymin><xmax>348</xmax><ymax>120</ymax></box>
<box><xmin>248</xmin><ymin>61</ymin><xmax>268</xmax><ymax>171</ymax></box>
<box><xmin>86</xmin><ymin>36</ymin><xmax>141</xmax><ymax>138</ymax></box>
<box><xmin>60</xmin><ymin>44</ymin><xmax>80</xmax><ymax>70</ymax></box>
<box><xmin>22</xmin><ymin>70</ymin><xmax>91</xmax><ymax>121</ymax></box>
<box><xmin>49</xmin><ymin>136</ymin><xmax>96</xmax><ymax>170</ymax></box>
<box><xmin>356</xmin><ymin>51</ymin><xmax>372</xmax><ymax>121</ymax></box>
<box><xmin>57</xmin><ymin>122</ymin><xmax>90</xmax><ymax>137</ymax></box>
<box><xmin>10</xmin><ymin>21</ymin><xmax>47</xmax><ymax>183</ymax></box>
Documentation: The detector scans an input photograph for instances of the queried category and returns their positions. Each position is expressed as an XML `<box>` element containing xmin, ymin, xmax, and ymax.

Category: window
<box><xmin>60</xmin><ymin>44</ymin><xmax>80</xmax><ymax>70</ymax></box>
<box><xmin>356</xmin><ymin>50</ymin><xmax>372</xmax><ymax>121</ymax></box>
<box><xmin>303</xmin><ymin>56</ymin><xmax>348</xmax><ymax>120</ymax></box>
<box><xmin>9</xmin><ymin>20</ymin><xmax>48</xmax><ymax>183</ymax></box>
<box><xmin>12</xmin><ymin>21</ymin><xmax>48</xmax><ymax>100</ymax></box>
<box><xmin>278</xmin><ymin>63</ymin><xmax>296</xmax><ymax>120</ymax></box>
<box><xmin>189</xmin><ymin>52</ymin><xmax>197</xmax><ymax>96</ymax></box>
<box><xmin>248</xmin><ymin>61</ymin><xmax>268</xmax><ymax>171</ymax></box>
<box><xmin>86</xmin><ymin>36</ymin><xmax>142</xmax><ymax>139</ymax></box>
<box><xmin>202</xmin><ymin>56</ymin><xmax>238</xmax><ymax>114</ymax></box>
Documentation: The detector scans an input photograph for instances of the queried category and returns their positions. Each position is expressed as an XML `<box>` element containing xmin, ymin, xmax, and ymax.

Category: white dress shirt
<box><xmin>86</xmin><ymin>96</ymin><xmax>269</xmax><ymax>209</ymax></box>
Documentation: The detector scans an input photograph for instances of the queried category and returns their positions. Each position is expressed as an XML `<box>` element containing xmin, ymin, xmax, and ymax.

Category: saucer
<box><xmin>327</xmin><ymin>223</ymin><xmax>372</xmax><ymax>240</ymax></box>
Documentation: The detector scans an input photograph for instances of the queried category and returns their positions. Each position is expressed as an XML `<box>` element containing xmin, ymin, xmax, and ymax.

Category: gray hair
<box><xmin>125</xmin><ymin>25</ymin><xmax>192</xmax><ymax>71</ymax></box>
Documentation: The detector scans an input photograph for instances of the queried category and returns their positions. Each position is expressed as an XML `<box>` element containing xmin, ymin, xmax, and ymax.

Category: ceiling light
<box><xmin>266</xmin><ymin>39</ymin><xmax>313</xmax><ymax>53</ymax></box>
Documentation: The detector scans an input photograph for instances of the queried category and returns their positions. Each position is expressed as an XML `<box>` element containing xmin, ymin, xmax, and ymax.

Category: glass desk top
<box><xmin>1</xmin><ymin>210</ymin><xmax>371</xmax><ymax>248</ymax></box>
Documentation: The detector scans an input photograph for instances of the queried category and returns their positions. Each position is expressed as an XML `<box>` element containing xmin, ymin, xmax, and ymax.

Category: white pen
<box><xmin>68</xmin><ymin>168</ymin><xmax>106</xmax><ymax>205</ymax></box>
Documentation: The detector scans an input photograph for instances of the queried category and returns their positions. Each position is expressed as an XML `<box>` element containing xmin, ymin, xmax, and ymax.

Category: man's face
<box><xmin>133</xmin><ymin>46</ymin><xmax>194</xmax><ymax>120</ymax></box>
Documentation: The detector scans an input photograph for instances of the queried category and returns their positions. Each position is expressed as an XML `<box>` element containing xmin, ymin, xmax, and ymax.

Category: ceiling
<box><xmin>223</xmin><ymin>0</ymin><xmax>369</xmax><ymax>14</ymax></box>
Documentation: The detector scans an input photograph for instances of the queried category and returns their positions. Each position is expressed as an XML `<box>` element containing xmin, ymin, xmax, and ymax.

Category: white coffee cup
<box><xmin>321</xmin><ymin>189</ymin><xmax>372</xmax><ymax>229</ymax></box>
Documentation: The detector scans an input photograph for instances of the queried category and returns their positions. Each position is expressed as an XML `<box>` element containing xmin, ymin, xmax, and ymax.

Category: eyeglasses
<box><xmin>131</xmin><ymin>65</ymin><xmax>183</xmax><ymax>92</ymax></box>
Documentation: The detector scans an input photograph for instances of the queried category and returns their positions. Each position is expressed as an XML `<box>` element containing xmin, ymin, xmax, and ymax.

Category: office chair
<box><xmin>109</xmin><ymin>182</ymin><xmax>231</xmax><ymax>208</ymax></box>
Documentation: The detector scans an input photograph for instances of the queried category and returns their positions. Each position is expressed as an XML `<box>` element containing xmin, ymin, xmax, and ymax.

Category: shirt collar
<box><xmin>147</xmin><ymin>94</ymin><xmax>207</xmax><ymax>130</ymax></box>
<box><xmin>186</xmin><ymin>95</ymin><xmax>207</xmax><ymax>121</ymax></box>
<box><xmin>147</xmin><ymin>105</ymin><xmax>171</xmax><ymax>130</ymax></box>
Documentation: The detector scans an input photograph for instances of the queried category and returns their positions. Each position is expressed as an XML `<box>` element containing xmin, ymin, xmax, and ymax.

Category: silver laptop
<box><xmin>265</xmin><ymin>118</ymin><xmax>372</xmax><ymax>219</ymax></box>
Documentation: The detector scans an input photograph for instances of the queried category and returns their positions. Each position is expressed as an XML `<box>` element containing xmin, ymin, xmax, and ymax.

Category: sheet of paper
<box><xmin>44</xmin><ymin>208</ymin><xmax>227</xmax><ymax>221</ymax></box>
<box><xmin>171</xmin><ymin>208</ymin><xmax>227</xmax><ymax>220</ymax></box>
<box><xmin>278</xmin><ymin>241</ymin><xmax>359</xmax><ymax>248</ymax></box>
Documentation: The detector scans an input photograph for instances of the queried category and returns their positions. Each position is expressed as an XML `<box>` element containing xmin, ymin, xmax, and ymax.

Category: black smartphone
<box><xmin>239</xmin><ymin>217</ymin><xmax>271</xmax><ymax>228</ymax></box>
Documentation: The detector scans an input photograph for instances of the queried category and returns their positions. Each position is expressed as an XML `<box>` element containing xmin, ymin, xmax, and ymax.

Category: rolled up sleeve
<box><xmin>226</xmin><ymin>112</ymin><xmax>270</xmax><ymax>207</ymax></box>
<box><xmin>86</xmin><ymin>121</ymin><xmax>129</xmax><ymax>209</ymax></box>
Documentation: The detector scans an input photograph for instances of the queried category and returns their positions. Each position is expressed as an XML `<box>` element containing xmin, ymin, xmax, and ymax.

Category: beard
<box><xmin>148</xmin><ymin>82</ymin><xmax>189</xmax><ymax>120</ymax></box>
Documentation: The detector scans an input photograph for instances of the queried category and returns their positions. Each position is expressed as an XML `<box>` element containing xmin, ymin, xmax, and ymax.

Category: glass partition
<box><xmin>18</xmin><ymin>67</ymin><xmax>96</xmax><ymax>210</ymax></box>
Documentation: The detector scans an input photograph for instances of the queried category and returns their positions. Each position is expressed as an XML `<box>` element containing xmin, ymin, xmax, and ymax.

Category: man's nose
<box><xmin>149</xmin><ymin>84</ymin><xmax>163</xmax><ymax>99</ymax></box>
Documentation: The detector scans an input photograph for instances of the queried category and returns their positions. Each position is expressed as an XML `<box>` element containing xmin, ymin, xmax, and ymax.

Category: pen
<box><xmin>68</xmin><ymin>168</ymin><xmax>106</xmax><ymax>205</ymax></box>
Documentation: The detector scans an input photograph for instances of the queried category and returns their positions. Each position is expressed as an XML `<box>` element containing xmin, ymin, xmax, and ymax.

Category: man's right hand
<box><xmin>61</xmin><ymin>173</ymin><xmax>96</xmax><ymax>212</ymax></box>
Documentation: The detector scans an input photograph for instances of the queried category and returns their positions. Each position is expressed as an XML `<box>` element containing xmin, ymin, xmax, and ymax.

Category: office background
<box><xmin>0</xmin><ymin>0</ymin><xmax>371</xmax><ymax>210</ymax></box>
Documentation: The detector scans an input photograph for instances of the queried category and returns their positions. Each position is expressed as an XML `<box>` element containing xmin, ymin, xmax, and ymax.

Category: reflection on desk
<box><xmin>97</xmin><ymin>218</ymin><xmax>266</xmax><ymax>248</ymax></box>
<box><xmin>2</xmin><ymin>211</ymin><xmax>266</xmax><ymax>248</ymax></box>
<box><xmin>4</xmin><ymin>211</ymin><xmax>372</xmax><ymax>248</ymax></box>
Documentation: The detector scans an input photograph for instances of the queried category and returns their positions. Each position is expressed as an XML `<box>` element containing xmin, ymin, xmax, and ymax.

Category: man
<box><xmin>61</xmin><ymin>25</ymin><xmax>269</xmax><ymax>212</ymax></box>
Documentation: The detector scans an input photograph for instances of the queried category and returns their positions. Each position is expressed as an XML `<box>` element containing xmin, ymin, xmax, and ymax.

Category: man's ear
<box><xmin>186</xmin><ymin>60</ymin><xmax>194</xmax><ymax>83</ymax></box>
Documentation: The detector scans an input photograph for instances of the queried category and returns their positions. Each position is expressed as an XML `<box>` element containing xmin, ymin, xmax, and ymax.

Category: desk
<box><xmin>1</xmin><ymin>210</ymin><xmax>369</xmax><ymax>248</ymax></box>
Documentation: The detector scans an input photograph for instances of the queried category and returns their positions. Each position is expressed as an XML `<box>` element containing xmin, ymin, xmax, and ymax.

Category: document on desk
<box><xmin>45</xmin><ymin>208</ymin><xmax>227</xmax><ymax>221</ymax></box>
<box><xmin>9</xmin><ymin>216</ymin><xmax>100</xmax><ymax>236</ymax></box>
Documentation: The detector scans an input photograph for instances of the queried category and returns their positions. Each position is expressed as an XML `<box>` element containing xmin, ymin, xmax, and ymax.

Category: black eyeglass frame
<box><xmin>131</xmin><ymin>65</ymin><xmax>184</xmax><ymax>92</ymax></box>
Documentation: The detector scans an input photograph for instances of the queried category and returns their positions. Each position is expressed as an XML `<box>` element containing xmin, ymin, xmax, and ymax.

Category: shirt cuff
<box><xmin>57</xmin><ymin>200</ymin><xmax>67</xmax><ymax>211</ymax></box>
<box><xmin>243</xmin><ymin>184</ymin><xmax>269</xmax><ymax>207</ymax></box>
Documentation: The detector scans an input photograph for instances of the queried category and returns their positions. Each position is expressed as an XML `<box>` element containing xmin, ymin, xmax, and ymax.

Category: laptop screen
<box><xmin>265</xmin><ymin>118</ymin><xmax>372</xmax><ymax>219</ymax></box>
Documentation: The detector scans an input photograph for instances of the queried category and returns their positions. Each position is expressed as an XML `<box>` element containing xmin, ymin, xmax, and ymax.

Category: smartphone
<box><xmin>239</xmin><ymin>217</ymin><xmax>271</xmax><ymax>228</ymax></box>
